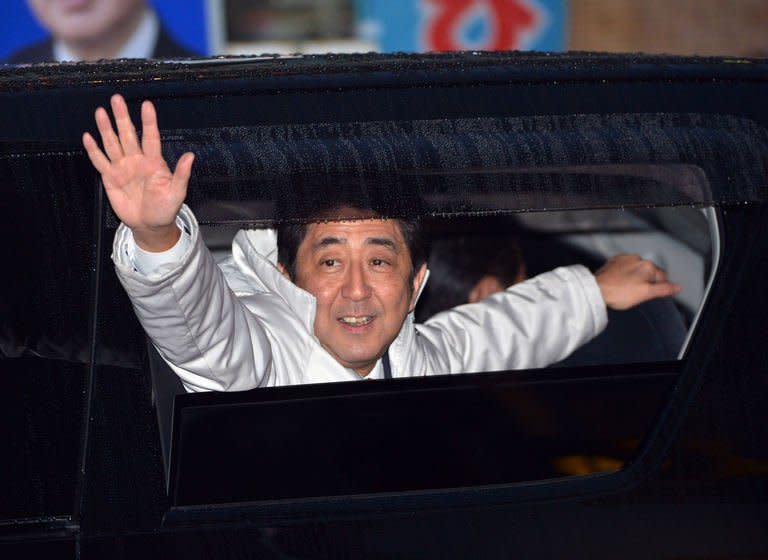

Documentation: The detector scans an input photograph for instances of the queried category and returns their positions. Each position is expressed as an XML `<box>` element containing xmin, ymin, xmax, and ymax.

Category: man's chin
<box><xmin>332</xmin><ymin>349</ymin><xmax>382</xmax><ymax>376</ymax></box>
<box><xmin>320</xmin><ymin>333</ymin><xmax>387</xmax><ymax>375</ymax></box>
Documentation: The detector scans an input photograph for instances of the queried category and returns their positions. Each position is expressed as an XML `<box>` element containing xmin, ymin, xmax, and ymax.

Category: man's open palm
<box><xmin>82</xmin><ymin>94</ymin><xmax>194</xmax><ymax>251</ymax></box>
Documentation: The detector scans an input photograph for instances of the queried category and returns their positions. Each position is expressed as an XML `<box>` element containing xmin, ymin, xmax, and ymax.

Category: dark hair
<box><xmin>415</xmin><ymin>224</ymin><xmax>524</xmax><ymax>322</ymax></box>
<box><xmin>275</xmin><ymin>176</ymin><xmax>428</xmax><ymax>282</ymax></box>
<box><xmin>277</xmin><ymin>208</ymin><xmax>428</xmax><ymax>283</ymax></box>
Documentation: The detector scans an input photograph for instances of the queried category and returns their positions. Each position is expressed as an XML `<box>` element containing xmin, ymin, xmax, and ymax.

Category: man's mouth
<box><xmin>338</xmin><ymin>315</ymin><xmax>374</xmax><ymax>326</ymax></box>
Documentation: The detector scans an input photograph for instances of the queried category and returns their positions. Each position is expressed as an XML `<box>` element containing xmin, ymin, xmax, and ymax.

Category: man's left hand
<box><xmin>595</xmin><ymin>254</ymin><xmax>682</xmax><ymax>310</ymax></box>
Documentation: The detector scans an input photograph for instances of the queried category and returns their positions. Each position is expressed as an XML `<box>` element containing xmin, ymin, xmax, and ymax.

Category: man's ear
<box><xmin>277</xmin><ymin>262</ymin><xmax>291</xmax><ymax>280</ymax></box>
<box><xmin>409</xmin><ymin>263</ymin><xmax>428</xmax><ymax>312</ymax></box>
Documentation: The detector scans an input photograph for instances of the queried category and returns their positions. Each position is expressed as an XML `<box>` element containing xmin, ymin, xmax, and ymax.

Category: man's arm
<box><xmin>112</xmin><ymin>205</ymin><xmax>274</xmax><ymax>392</ymax></box>
<box><xmin>416</xmin><ymin>256</ymin><xmax>681</xmax><ymax>373</ymax></box>
<box><xmin>84</xmin><ymin>95</ymin><xmax>272</xmax><ymax>391</ymax></box>
<box><xmin>417</xmin><ymin>264</ymin><xmax>607</xmax><ymax>372</ymax></box>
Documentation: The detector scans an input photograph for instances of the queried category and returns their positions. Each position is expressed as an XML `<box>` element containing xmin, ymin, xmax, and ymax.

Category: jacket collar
<box><xmin>231</xmin><ymin>228</ymin><xmax>318</xmax><ymax>335</ymax></box>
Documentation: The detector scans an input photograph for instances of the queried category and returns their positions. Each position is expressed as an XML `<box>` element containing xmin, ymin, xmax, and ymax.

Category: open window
<box><xmin>112</xmin><ymin>111</ymin><xmax>765</xmax><ymax>520</ymax></box>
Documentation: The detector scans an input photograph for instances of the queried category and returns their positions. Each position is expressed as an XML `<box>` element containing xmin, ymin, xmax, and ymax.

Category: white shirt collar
<box><xmin>52</xmin><ymin>8</ymin><xmax>159</xmax><ymax>62</ymax></box>
<box><xmin>365</xmin><ymin>360</ymin><xmax>385</xmax><ymax>380</ymax></box>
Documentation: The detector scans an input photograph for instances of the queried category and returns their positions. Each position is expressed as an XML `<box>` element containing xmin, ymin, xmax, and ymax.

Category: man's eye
<box><xmin>371</xmin><ymin>258</ymin><xmax>388</xmax><ymax>267</ymax></box>
<box><xmin>321</xmin><ymin>259</ymin><xmax>338</xmax><ymax>267</ymax></box>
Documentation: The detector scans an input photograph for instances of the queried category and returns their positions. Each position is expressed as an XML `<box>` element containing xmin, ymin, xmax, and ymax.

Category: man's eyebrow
<box><xmin>311</xmin><ymin>236</ymin><xmax>399</xmax><ymax>252</ymax></box>
<box><xmin>366</xmin><ymin>237</ymin><xmax>399</xmax><ymax>252</ymax></box>
<box><xmin>313</xmin><ymin>236</ymin><xmax>345</xmax><ymax>251</ymax></box>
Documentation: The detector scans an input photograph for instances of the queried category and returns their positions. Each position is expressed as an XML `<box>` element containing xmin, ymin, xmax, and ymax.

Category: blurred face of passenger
<box><xmin>27</xmin><ymin>0</ymin><xmax>146</xmax><ymax>44</ymax></box>
<box><xmin>286</xmin><ymin>211</ymin><xmax>427</xmax><ymax>377</ymax></box>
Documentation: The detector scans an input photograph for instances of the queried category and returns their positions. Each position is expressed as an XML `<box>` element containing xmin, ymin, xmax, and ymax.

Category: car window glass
<box><xmin>96</xmin><ymin>111</ymin><xmax>762</xmax><ymax>510</ymax></box>
<box><xmin>135</xmin><ymin>112</ymin><xmax>768</xmax><ymax>230</ymax></box>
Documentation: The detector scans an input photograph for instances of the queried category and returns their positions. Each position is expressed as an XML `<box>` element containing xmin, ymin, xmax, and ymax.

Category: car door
<box><xmin>1</xmin><ymin>53</ymin><xmax>767</xmax><ymax>559</ymax></box>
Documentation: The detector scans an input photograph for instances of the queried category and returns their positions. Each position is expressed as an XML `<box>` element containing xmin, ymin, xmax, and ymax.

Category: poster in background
<box><xmin>0</xmin><ymin>0</ymin><xmax>210</xmax><ymax>62</ymax></box>
<box><xmin>357</xmin><ymin>0</ymin><xmax>567</xmax><ymax>53</ymax></box>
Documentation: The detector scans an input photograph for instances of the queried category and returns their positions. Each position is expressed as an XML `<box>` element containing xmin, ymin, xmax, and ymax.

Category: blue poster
<box><xmin>0</xmin><ymin>0</ymin><xmax>210</xmax><ymax>62</ymax></box>
<box><xmin>357</xmin><ymin>0</ymin><xmax>567</xmax><ymax>53</ymax></box>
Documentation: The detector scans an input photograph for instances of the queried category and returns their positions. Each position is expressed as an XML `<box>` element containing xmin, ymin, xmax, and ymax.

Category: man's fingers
<box><xmin>140</xmin><ymin>100</ymin><xmax>162</xmax><ymax>158</ymax></box>
<box><xmin>94</xmin><ymin>105</ymin><xmax>124</xmax><ymax>161</ymax></box>
<box><xmin>642</xmin><ymin>263</ymin><xmax>679</xmax><ymax>301</ymax></box>
<box><xmin>111</xmin><ymin>94</ymin><xmax>141</xmax><ymax>156</ymax></box>
<box><xmin>649</xmin><ymin>265</ymin><xmax>669</xmax><ymax>285</ymax></box>
<box><xmin>646</xmin><ymin>281</ymin><xmax>682</xmax><ymax>300</ymax></box>
<box><xmin>597</xmin><ymin>254</ymin><xmax>682</xmax><ymax>310</ymax></box>
<box><xmin>82</xmin><ymin>132</ymin><xmax>112</xmax><ymax>176</ymax></box>
<box><xmin>171</xmin><ymin>152</ymin><xmax>195</xmax><ymax>194</ymax></box>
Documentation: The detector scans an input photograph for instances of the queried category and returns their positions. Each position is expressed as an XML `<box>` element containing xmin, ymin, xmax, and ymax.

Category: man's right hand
<box><xmin>82</xmin><ymin>94</ymin><xmax>194</xmax><ymax>252</ymax></box>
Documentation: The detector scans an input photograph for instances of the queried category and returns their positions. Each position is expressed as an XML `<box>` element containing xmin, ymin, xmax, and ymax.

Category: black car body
<box><xmin>1</xmin><ymin>52</ymin><xmax>767</xmax><ymax>558</ymax></box>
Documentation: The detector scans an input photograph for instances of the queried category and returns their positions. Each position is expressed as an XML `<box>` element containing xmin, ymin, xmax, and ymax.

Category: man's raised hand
<box><xmin>82</xmin><ymin>94</ymin><xmax>194</xmax><ymax>252</ymax></box>
<box><xmin>595</xmin><ymin>254</ymin><xmax>682</xmax><ymax>310</ymax></box>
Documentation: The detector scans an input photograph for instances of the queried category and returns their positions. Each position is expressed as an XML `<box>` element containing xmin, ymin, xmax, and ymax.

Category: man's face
<box><xmin>27</xmin><ymin>0</ymin><xmax>146</xmax><ymax>43</ymax></box>
<box><xmin>288</xmin><ymin>213</ymin><xmax>426</xmax><ymax>376</ymax></box>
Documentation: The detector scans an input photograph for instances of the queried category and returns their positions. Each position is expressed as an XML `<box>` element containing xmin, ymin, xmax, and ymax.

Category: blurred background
<box><xmin>2</xmin><ymin>0</ymin><xmax>767</xmax><ymax>63</ymax></box>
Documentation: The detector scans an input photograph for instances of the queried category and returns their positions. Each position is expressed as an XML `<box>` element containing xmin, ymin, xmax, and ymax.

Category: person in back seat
<box><xmin>415</xmin><ymin>225</ymin><xmax>527</xmax><ymax>323</ymax></box>
<box><xmin>417</xmin><ymin>226</ymin><xmax>687</xmax><ymax>365</ymax></box>
<box><xmin>82</xmin><ymin>94</ymin><xmax>682</xmax><ymax>391</ymax></box>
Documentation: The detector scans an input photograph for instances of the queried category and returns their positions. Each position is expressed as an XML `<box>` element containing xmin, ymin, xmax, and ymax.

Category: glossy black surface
<box><xmin>0</xmin><ymin>154</ymin><xmax>95</xmax><ymax>363</ymax></box>
<box><xmin>0</xmin><ymin>53</ymin><xmax>766</xmax><ymax>558</ymax></box>
<box><xmin>170</xmin><ymin>365</ymin><xmax>676</xmax><ymax>507</ymax></box>
<box><xmin>0</xmin><ymin>357</ymin><xmax>86</xmax><ymax>521</ymax></box>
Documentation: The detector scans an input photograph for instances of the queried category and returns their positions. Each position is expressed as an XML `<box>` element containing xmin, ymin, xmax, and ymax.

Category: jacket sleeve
<box><xmin>112</xmin><ymin>205</ymin><xmax>272</xmax><ymax>392</ymax></box>
<box><xmin>415</xmin><ymin>265</ymin><xmax>608</xmax><ymax>373</ymax></box>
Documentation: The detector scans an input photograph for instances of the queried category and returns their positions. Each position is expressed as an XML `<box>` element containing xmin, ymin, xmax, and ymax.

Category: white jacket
<box><xmin>113</xmin><ymin>206</ymin><xmax>608</xmax><ymax>392</ymax></box>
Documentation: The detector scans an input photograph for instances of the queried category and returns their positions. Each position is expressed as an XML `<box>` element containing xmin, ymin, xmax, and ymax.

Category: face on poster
<box><xmin>0</xmin><ymin>0</ymin><xmax>210</xmax><ymax>61</ymax></box>
<box><xmin>356</xmin><ymin>0</ymin><xmax>566</xmax><ymax>53</ymax></box>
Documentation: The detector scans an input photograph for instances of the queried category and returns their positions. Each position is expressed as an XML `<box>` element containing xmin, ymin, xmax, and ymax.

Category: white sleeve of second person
<box><xmin>111</xmin><ymin>205</ymin><xmax>273</xmax><ymax>392</ymax></box>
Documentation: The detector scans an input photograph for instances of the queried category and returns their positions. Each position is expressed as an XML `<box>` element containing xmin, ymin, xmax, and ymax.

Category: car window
<box><xmin>101</xmin><ymin>110</ymin><xmax>763</xmax><ymax>514</ymax></box>
<box><xmin>164</xmin><ymin>206</ymin><xmax>714</xmax><ymax>505</ymax></box>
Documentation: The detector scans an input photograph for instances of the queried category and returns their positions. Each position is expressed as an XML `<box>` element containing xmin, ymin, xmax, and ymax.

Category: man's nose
<box><xmin>341</xmin><ymin>262</ymin><xmax>372</xmax><ymax>301</ymax></box>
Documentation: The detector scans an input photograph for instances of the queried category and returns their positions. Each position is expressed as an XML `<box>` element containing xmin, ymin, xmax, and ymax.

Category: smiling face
<box><xmin>287</xmin><ymin>213</ymin><xmax>427</xmax><ymax>377</ymax></box>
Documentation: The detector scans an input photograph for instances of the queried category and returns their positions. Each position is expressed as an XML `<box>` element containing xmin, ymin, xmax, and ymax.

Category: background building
<box><xmin>570</xmin><ymin>0</ymin><xmax>768</xmax><ymax>57</ymax></box>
